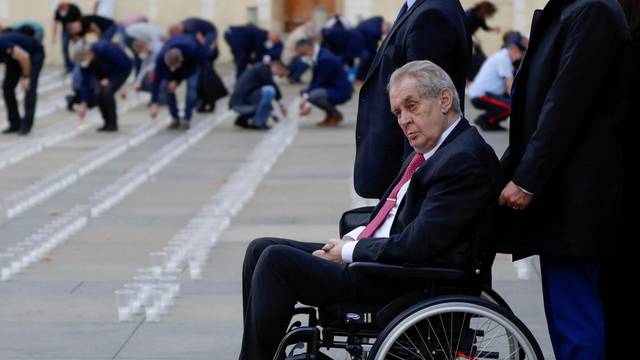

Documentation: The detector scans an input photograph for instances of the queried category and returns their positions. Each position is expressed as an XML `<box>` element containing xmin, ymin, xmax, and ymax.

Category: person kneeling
<box><xmin>239</xmin><ymin>60</ymin><xmax>500</xmax><ymax>360</ymax></box>
<box><xmin>229</xmin><ymin>60</ymin><xmax>288</xmax><ymax>130</ymax></box>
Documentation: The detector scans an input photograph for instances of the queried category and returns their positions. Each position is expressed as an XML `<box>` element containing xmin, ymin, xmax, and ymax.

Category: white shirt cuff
<box><xmin>517</xmin><ymin>185</ymin><xmax>534</xmax><ymax>196</ymax></box>
<box><xmin>341</xmin><ymin>240</ymin><xmax>357</xmax><ymax>264</ymax></box>
<box><xmin>341</xmin><ymin>226</ymin><xmax>365</xmax><ymax>264</ymax></box>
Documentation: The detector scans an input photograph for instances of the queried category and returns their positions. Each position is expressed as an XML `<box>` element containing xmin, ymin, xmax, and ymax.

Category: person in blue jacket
<box><xmin>148</xmin><ymin>34</ymin><xmax>208</xmax><ymax>130</ymax></box>
<box><xmin>224</xmin><ymin>24</ymin><xmax>282</xmax><ymax>79</ymax></box>
<box><xmin>354</xmin><ymin>16</ymin><xmax>390</xmax><ymax>82</ymax></box>
<box><xmin>173</xmin><ymin>17</ymin><xmax>219</xmax><ymax>61</ymax></box>
<box><xmin>295</xmin><ymin>38</ymin><xmax>352</xmax><ymax>126</ymax></box>
<box><xmin>0</xmin><ymin>32</ymin><xmax>45</xmax><ymax>135</ymax></box>
<box><xmin>72</xmin><ymin>40</ymin><xmax>132</xmax><ymax>132</ymax></box>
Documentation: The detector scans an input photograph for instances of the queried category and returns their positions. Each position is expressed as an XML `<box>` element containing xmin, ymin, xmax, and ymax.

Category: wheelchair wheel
<box><xmin>481</xmin><ymin>287</ymin><xmax>512</xmax><ymax>312</ymax></box>
<box><xmin>368</xmin><ymin>295</ymin><xmax>543</xmax><ymax>360</ymax></box>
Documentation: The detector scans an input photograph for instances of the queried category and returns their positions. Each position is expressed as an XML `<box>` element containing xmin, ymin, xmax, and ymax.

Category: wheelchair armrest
<box><xmin>293</xmin><ymin>306</ymin><xmax>318</xmax><ymax>327</ymax></box>
<box><xmin>348</xmin><ymin>262</ymin><xmax>467</xmax><ymax>280</ymax></box>
<box><xmin>339</xmin><ymin>206</ymin><xmax>375</xmax><ymax>237</ymax></box>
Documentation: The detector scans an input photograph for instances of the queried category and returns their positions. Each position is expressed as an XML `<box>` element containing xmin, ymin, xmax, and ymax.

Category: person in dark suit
<box><xmin>295</xmin><ymin>38</ymin><xmax>352</xmax><ymax>126</ymax></box>
<box><xmin>72</xmin><ymin>40</ymin><xmax>132</xmax><ymax>132</ymax></box>
<box><xmin>223</xmin><ymin>24</ymin><xmax>282</xmax><ymax>79</ymax></box>
<box><xmin>171</xmin><ymin>17</ymin><xmax>227</xmax><ymax>113</ymax></box>
<box><xmin>52</xmin><ymin>2</ymin><xmax>82</xmax><ymax>73</ymax></box>
<box><xmin>238</xmin><ymin>61</ymin><xmax>499</xmax><ymax>360</ymax></box>
<box><xmin>0</xmin><ymin>32</ymin><xmax>45</xmax><ymax>135</ymax></box>
<box><xmin>353</xmin><ymin>0</ymin><xmax>471</xmax><ymax>199</ymax></box>
<box><xmin>229</xmin><ymin>60</ymin><xmax>288</xmax><ymax>130</ymax></box>
<box><xmin>148</xmin><ymin>34</ymin><xmax>209</xmax><ymax>130</ymax></box>
<box><xmin>354</xmin><ymin>16</ymin><xmax>391</xmax><ymax>83</ymax></box>
<box><xmin>66</xmin><ymin>14</ymin><xmax>122</xmax><ymax>42</ymax></box>
<box><xmin>495</xmin><ymin>1</ymin><xmax>630</xmax><ymax>359</ymax></box>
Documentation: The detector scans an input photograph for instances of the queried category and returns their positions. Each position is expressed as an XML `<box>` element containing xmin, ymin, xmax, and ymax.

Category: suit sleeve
<box><xmin>512</xmin><ymin>3</ymin><xmax>626</xmax><ymax>194</ymax></box>
<box><xmin>405</xmin><ymin>9</ymin><xmax>458</xmax><ymax>72</ymax></box>
<box><xmin>353</xmin><ymin>152</ymin><xmax>491</xmax><ymax>266</ymax></box>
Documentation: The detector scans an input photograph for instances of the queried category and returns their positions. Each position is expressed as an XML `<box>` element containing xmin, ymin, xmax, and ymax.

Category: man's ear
<box><xmin>439</xmin><ymin>89</ymin><xmax>453</xmax><ymax>113</ymax></box>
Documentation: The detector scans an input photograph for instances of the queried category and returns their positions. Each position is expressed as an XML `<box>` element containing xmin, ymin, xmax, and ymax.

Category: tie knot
<box><xmin>406</xmin><ymin>153</ymin><xmax>425</xmax><ymax>174</ymax></box>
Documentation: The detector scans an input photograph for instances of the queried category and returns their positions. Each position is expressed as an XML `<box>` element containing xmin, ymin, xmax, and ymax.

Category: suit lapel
<box><xmin>363</xmin><ymin>0</ymin><xmax>426</xmax><ymax>82</ymax></box>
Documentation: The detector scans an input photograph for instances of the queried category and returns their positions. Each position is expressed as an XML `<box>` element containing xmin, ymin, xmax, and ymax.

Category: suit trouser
<box><xmin>307</xmin><ymin>88</ymin><xmax>340</xmax><ymax>117</ymax></box>
<box><xmin>541</xmin><ymin>256</ymin><xmax>605</xmax><ymax>360</ymax></box>
<box><xmin>240</xmin><ymin>237</ymin><xmax>414</xmax><ymax>360</ymax></box>
<box><xmin>3</xmin><ymin>54</ymin><xmax>44</xmax><ymax>133</ymax></box>
<box><xmin>96</xmin><ymin>71</ymin><xmax>130</xmax><ymax>129</ymax></box>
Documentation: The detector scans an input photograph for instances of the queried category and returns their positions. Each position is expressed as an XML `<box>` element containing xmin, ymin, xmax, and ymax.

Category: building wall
<box><xmin>0</xmin><ymin>0</ymin><xmax>546</xmax><ymax>66</ymax></box>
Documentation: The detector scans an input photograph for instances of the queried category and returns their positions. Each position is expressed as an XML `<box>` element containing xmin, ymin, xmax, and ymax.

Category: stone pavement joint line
<box><xmin>113</xmin><ymin>102</ymin><xmax>299</xmax><ymax>323</ymax></box>
<box><xmin>0</xmin><ymin>93</ymin><xmax>149</xmax><ymax>171</ymax></box>
<box><xmin>0</xmin><ymin>109</ymin><xmax>235</xmax><ymax>282</ymax></box>
<box><xmin>1</xmin><ymin>114</ymin><xmax>171</xmax><ymax>222</ymax></box>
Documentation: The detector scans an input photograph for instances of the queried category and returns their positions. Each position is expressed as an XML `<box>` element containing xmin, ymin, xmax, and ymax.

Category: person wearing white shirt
<box><xmin>238</xmin><ymin>60</ymin><xmax>499</xmax><ymax>360</ymax></box>
<box><xmin>94</xmin><ymin>0</ymin><xmax>115</xmax><ymax>18</ymax></box>
<box><xmin>468</xmin><ymin>32</ymin><xmax>527</xmax><ymax>131</ymax></box>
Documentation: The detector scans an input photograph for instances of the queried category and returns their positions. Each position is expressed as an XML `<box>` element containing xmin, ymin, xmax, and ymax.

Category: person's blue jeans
<box><xmin>167</xmin><ymin>67</ymin><xmax>201</xmax><ymax>121</ymax></box>
<box><xmin>62</xmin><ymin>31</ymin><xmax>73</xmax><ymax>72</ymax></box>
<box><xmin>253</xmin><ymin>86</ymin><xmax>276</xmax><ymax>127</ymax></box>
<box><xmin>541</xmin><ymin>256</ymin><xmax>605</xmax><ymax>360</ymax></box>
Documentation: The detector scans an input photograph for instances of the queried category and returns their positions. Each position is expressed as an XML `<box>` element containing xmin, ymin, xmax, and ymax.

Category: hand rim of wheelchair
<box><xmin>368</xmin><ymin>295</ymin><xmax>543</xmax><ymax>360</ymax></box>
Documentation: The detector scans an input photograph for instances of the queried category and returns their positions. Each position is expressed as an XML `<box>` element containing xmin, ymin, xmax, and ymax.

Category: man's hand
<box><xmin>149</xmin><ymin>103</ymin><xmax>159</xmax><ymax>119</ymax></box>
<box><xmin>168</xmin><ymin>81</ymin><xmax>178</xmax><ymax>93</ymax></box>
<box><xmin>133</xmin><ymin>81</ymin><xmax>142</xmax><ymax>91</ymax></box>
<box><xmin>499</xmin><ymin>181</ymin><xmax>533</xmax><ymax>210</ymax></box>
<box><xmin>196</xmin><ymin>32</ymin><xmax>206</xmax><ymax>45</ymax></box>
<box><xmin>20</xmin><ymin>77</ymin><xmax>30</xmax><ymax>92</ymax></box>
<box><xmin>299</xmin><ymin>100</ymin><xmax>311</xmax><ymax>116</ymax></box>
<box><xmin>312</xmin><ymin>238</ymin><xmax>345</xmax><ymax>265</ymax></box>
<box><xmin>100</xmin><ymin>78</ymin><xmax>109</xmax><ymax>87</ymax></box>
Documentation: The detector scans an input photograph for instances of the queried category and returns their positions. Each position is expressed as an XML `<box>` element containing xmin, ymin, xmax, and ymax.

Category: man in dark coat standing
<box><xmin>353</xmin><ymin>0</ymin><xmax>470</xmax><ymax>199</ymax></box>
<box><xmin>496</xmin><ymin>0</ymin><xmax>630</xmax><ymax>359</ymax></box>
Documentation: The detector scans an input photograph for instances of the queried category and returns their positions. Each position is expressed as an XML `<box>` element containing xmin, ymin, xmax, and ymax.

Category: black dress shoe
<box><xmin>167</xmin><ymin>118</ymin><xmax>180</xmax><ymax>130</ymax></box>
<box><xmin>65</xmin><ymin>94</ymin><xmax>76</xmax><ymax>112</ymax></box>
<box><xmin>180</xmin><ymin>120</ymin><xmax>191</xmax><ymax>130</ymax></box>
<box><xmin>2</xmin><ymin>127</ymin><xmax>19</xmax><ymax>134</ymax></box>
<box><xmin>18</xmin><ymin>129</ymin><xmax>31</xmax><ymax>136</ymax></box>
<box><xmin>247</xmin><ymin>123</ymin><xmax>270</xmax><ymax>130</ymax></box>
<box><xmin>234</xmin><ymin>116</ymin><xmax>250</xmax><ymax>128</ymax></box>
<box><xmin>97</xmin><ymin>126</ymin><xmax>118</xmax><ymax>132</ymax></box>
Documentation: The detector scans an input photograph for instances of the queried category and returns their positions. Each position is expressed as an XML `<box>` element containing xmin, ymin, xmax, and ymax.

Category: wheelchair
<box><xmin>273</xmin><ymin>206</ymin><xmax>544</xmax><ymax>360</ymax></box>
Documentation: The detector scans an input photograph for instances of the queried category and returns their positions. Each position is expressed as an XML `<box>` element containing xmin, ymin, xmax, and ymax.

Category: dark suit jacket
<box><xmin>229</xmin><ymin>63</ymin><xmax>282</xmax><ymax>108</ymax></box>
<box><xmin>497</xmin><ymin>0</ymin><xmax>630</xmax><ymax>257</ymax></box>
<box><xmin>224</xmin><ymin>24</ymin><xmax>268</xmax><ymax>65</ymax></box>
<box><xmin>306</xmin><ymin>48</ymin><xmax>352</xmax><ymax>105</ymax></box>
<box><xmin>352</xmin><ymin>119</ymin><xmax>499</xmax><ymax>270</ymax></box>
<box><xmin>353</xmin><ymin>0</ymin><xmax>471</xmax><ymax>199</ymax></box>
<box><xmin>356</xmin><ymin>17</ymin><xmax>384</xmax><ymax>54</ymax></box>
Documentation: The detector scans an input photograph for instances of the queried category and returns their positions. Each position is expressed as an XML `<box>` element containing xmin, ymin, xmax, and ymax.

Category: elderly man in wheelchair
<box><xmin>239</xmin><ymin>61</ymin><xmax>543</xmax><ymax>360</ymax></box>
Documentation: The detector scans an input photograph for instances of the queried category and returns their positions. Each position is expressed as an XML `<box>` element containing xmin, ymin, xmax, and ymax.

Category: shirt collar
<box><xmin>312</xmin><ymin>43</ymin><xmax>321</xmax><ymax>63</ymax></box>
<box><xmin>406</xmin><ymin>0</ymin><xmax>417</xmax><ymax>9</ymax></box>
<box><xmin>422</xmin><ymin>116</ymin><xmax>462</xmax><ymax>161</ymax></box>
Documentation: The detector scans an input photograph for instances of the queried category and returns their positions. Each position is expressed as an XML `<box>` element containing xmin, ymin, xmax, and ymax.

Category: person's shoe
<box><xmin>317</xmin><ymin>113</ymin><xmax>343</xmax><ymax>127</ymax></box>
<box><xmin>97</xmin><ymin>125</ymin><xmax>118</xmax><ymax>132</ymax></box>
<box><xmin>167</xmin><ymin>118</ymin><xmax>180</xmax><ymax>130</ymax></box>
<box><xmin>234</xmin><ymin>116</ymin><xmax>250</xmax><ymax>129</ymax></box>
<box><xmin>2</xmin><ymin>127</ymin><xmax>19</xmax><ymax>134</ymax></box>
<box><xmin>180</xmin><ymin>120</ymin><xmax>191</xmax><ymax>130</ymax></box>
<box><xmin>66</xmin><ymin>94</ymin><xmax>76</xmax><ymax>112</ymax></box>
<box><xmin>474</xmin><ymin>118</ymin><xmax>506</xmax><ymax>131</ymax></box>
<box><xmin>18</xmin><ymin>129</ymin><xmax>31</xmax><ymax>136</ymax></box>
<box><xmin>247</xmin><ymin>123</ymin><xmax>270</xmax><ymax>130</ymax></box>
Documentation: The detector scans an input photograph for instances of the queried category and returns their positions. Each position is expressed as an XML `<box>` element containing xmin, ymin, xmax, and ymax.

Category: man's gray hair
<box><xmin>388</xmin><ymin>60</ymin><xmax>461</xmax><ymax>113</ymax></box>
<box><xmin>164</xmin><ymin>48</ymin><xmax>183</xmax><ymax>68</ymax></box>
<box><xmin>70</xmin><ymin>40</ymin><xmax>92</xmax><ymax>64</ymax></box>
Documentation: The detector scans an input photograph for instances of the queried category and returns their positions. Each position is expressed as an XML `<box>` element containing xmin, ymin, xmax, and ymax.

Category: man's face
<box><xmin>67</xmin><ymin>21</ymin><xmax>81</xmax><ymax>35</ymax></box>
<box><xmin>389</xmin><ymin>77</ymin><xmax>448</xmax><ymax>154</ymax></box>
<box><xmin>272</xmin><ymin>65</ymin><xmax>289</xmax><ymax>78</ymax></box>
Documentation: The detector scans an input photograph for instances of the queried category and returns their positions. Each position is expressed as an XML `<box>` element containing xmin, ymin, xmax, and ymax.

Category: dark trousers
<box><xmin>307</xmin><ymin>88</ymin><xmax>341</xmax><ymax>117</ymax></box>
<box><xmin>541</xmin><ymin>256</ymin><xmax>605</xmax><ymax>360</ymax></box>
<box><xmin>96</xmin><ymin>71</ymin><xmax>130</xmax><ymax>129</ymax></box>
<box><xmin>288</xmin><ymin>56</ymin><xmax>310</xmax><ymax>82</ymax></box>
<box><xmin>240</xmin><ymin>237</ymin><xmax>415</xmax><ymax>360</ymax></box>
<box><xmin>62</xmin><ymin>31</ymin><xmax>73</xmax><ymax>73</ymax></box>
<box><xmin>470</xmin><ymin>93</ymin><xmax>511</xmax><ymax>126</ymax></box>
<box><xmin>3</xmin><ymin>53</ymin><xmax>44</xmax><ymax>133</ymax></box>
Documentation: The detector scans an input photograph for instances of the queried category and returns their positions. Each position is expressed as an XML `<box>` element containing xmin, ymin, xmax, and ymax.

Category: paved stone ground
<box><xmin>0</xmin><ymin>65</ymin><xmax>553</xmax><ymax>359</ymax></box>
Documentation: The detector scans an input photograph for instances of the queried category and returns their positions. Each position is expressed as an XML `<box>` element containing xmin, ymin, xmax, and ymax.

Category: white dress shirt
<box><xmin>341</xmin><ymin>116</ymin><xmax>462</xmax><ymax>263</ymax></box>
<box><xmin>406</xmin><ymin>0</ymin><xmax>418</xmax><ymax>9</ymax></box>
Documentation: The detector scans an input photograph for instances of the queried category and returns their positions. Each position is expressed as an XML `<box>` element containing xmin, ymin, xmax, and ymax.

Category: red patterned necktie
<box><xmin>357</xmin><ymin>153</ymin><xmax>425</xmax><ymax>240</ymax></box>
